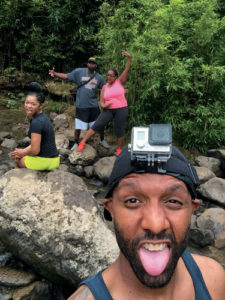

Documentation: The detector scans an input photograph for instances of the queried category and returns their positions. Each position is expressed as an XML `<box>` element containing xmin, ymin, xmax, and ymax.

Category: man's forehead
<box><xmin>115</xmin><ymin>173</ymin><xmax>188</xmax><ymax>192</ymax></box>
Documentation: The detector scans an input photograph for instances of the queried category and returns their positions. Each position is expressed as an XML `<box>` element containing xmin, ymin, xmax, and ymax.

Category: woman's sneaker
<box><xmin>77</xmin><ymin>141</ymin><xmax>86</xmax><ymax>152</ymax></box>
<box><xmin>99</xmin><ymin>139</ymin><xmax>110</xmax><ymax>149</ymax></box>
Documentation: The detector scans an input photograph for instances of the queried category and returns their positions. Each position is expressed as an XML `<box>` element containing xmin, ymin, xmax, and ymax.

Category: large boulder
<box><xmin>0</xmin><ymin>169</ymin><xmax>118</xmax><ymax>287</ymax></box>
<box><xmin>198</xmin><ymin>177</ymin><xmax>225</xmax><ymax>206</ymax></box>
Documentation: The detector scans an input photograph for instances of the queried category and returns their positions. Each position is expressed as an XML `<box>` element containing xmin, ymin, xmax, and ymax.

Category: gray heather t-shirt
<box><xmin>67</xmin><ymin>68</ymin><xmax>106</xmax><ymax>108</ymax></box>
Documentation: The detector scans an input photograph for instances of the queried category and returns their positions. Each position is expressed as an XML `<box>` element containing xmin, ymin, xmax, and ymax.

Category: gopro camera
<box><xmin>128</xmin><ymin>124</ymin><xmax>172</xmax><ymax>169</ymax></box>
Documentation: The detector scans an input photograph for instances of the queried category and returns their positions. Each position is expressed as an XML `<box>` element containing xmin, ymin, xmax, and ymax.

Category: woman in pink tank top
<box><xmin>77</xmin><ymin>51</ymin><xmax>131</xmax><ymax>156</ymax></box>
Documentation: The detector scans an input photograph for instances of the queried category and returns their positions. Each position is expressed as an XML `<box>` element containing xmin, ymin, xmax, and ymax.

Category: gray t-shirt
<box><xmin>67</xmin><ymin>68</ymin><xmax>106</xmax><ymax>108</ymax></box>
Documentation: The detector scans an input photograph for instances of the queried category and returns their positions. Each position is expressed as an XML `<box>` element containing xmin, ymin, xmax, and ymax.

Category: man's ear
<box><xmin>103</xmin><ymin>198</ymin><xmax>113</xmax><ymax>219</ymax></box>
<box><xmin>192</xmin><ymin>198</ymin><xmax>200</xmax><ymax>213</ymax></box>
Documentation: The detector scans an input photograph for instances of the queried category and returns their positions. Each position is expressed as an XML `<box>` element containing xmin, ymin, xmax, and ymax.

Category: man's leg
<box><xmin>78</xmin><ymin>109</ymin><xmax>113</xmax><ymax>152</ymax></box>
<box><xmin>74</xmin><ymin>129</ymin><xmax>81</xmax><ymax>143</ymax></box>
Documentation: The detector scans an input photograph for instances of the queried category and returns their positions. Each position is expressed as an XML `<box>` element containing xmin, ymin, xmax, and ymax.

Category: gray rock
<box><xmin>194</xmin><ymin>166</ymin><xmax>216</xmax><ymax>183</ymax></box>
<box><xmin>0</xmin><ymin>132</ymin><xmax>12</xmax><ymax>142</ymax></box>
<box><xmin>0</xmin><ymin>169</ymin><xmax>119</xmax><ymax>286</ymax></box>
<box><xmin>12</xmin><ymin>281</ymin><xmax>51</xmax><ymax>300</ymax></box>
<box><xmin>53</xmin><ymin>113</ymin><xmax>69</xmax><ymax>132</ymax></box>
<box><xmin>69</xmin><ymin>144</ymin><xmax>97</xmax><ymax>166</ymax></box>
<box><xmin>17</xmin><ymin>137</ymin><xmax>30</xmax><ymax>148</ymax></box>
<box><xmin>197</xmin><ymin>208</ymin><xmax>225</xmax><ymax>248</ymax></box>
<box><xmin>198</xmin><ymin>177</ymin><xmax>225</xmax><ymax>205</ymax></box>
<box><xmin>1</xmin><ymin>139</ymin><xmax>17</xmax><ymax>150</ymax></box>
<box><xmin>84</xmin><ymin>165</ymin><xmax>94</xmax><ymax>178</ymax></box>
<box><xmin>207</xmin><ymin>149</ymin><xmax>225</xmax><ymax>175</ymax></box>
<box><xmin>195</xmin><ymin>156</ymin><xmax>221</xmax><ymax>177</ymax></box>
<box><xmin>94</xmin><ymin>156</ymin><xmax>116</xmax><ymax>183</ymax></box>
<box><xmin>0</xmin><ymin>267</ymin><xmax>36</xmax><ymax>287</ymax></box>
<box><xmin>55</xmin><ymin>134</ymin><xmax>70</xmax><ymax>150</ymax></box>
<box><xmin>69</xmin><ymin>164</ymin><xmax>84</xmax><ymax>176</ymax></box>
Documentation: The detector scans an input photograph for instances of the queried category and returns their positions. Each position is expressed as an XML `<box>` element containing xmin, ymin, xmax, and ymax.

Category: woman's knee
<box><xmin>18</xmin><ymin>157</ymin><xmax>27</xmax><ymax>168</ymax></box>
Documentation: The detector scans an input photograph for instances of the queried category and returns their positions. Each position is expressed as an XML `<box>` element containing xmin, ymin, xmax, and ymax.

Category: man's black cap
<box><xmin>104</xmin><ymin>146</ymin><xmax>200</xmax><ymax>221</ymax></box>
<box><xmin>87</xmin><ymin>57</ymin><xmax>97</xmax><ymax>64</ymax></box>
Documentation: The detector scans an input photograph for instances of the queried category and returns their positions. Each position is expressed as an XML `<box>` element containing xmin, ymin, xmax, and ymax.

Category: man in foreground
<box><xmin>68</xmin><ymin>143</ymin><xmax>225</xmax><ymax>299</ymax></box>
<box><xmin>49</xmin><ymin>57</ymin><xmax>109</xmax><ymax>151</ymax></box>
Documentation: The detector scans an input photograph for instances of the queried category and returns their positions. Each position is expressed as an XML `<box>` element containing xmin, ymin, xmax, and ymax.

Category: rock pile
<box><xmin>0</xmin><ymin>112</ymin><xmax>224</xmax><ymax>299</ymax></box>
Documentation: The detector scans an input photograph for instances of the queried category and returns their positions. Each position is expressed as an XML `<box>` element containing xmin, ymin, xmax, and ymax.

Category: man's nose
<box><xmin>141</xmin><ymin>202</ymin><xmax>170</xmax><ymax>234</ymax></box>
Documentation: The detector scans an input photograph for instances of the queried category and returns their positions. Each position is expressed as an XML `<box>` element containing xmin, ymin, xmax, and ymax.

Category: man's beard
<box><xmin>114</xmin><ymin>220</ymin><xmax>189</xmax><ymax>289</ymax></box>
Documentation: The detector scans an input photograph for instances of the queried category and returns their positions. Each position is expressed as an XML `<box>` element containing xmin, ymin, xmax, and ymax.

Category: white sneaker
<box><xmin>99</xmin><ymin>139</ymin><xmax>110</xmax><ymax>149</ymax></box>
<box><xmin>71</xmin><ymin>142</ymin><xmax>78</xmax><ymax>151</ymax></box>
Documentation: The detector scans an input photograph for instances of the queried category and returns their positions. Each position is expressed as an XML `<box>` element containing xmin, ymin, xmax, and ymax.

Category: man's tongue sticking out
<box><xmin>138</xmin><ymin>244</ymin><xmax>170</xmax><ymax>276</ymax></box>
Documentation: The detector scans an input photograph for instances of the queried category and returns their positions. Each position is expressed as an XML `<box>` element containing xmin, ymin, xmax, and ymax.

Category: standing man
<box><xmin>49</xmin><ymin>57</ymin><xmax>109</xmax><ymax>151</ymax></box>
<box><xmin>68</xmin><ymin>144</ymin><xmax>225</xmax><ymax>299</ymax></box>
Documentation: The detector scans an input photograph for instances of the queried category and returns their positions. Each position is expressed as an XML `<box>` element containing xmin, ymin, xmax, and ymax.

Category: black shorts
<box><xmin>76</xmin><ymin>107</ymin><xmax>101</xmax><ymax>123</ymax></box>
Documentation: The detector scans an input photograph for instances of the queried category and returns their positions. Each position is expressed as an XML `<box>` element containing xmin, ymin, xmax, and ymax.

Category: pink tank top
<box><xmin>104</xmin><ymin>79</ymin><xmax>128</xmax><ymax>109</ymax></box>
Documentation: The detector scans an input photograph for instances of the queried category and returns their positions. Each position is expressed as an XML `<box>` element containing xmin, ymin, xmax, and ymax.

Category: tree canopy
<box><xmin>98</xmin><ymin>0</ymin><xmax>225</xmax><ymax>151</ymax></box>
<box><xmin>0</xmin><ymin>0</ymin><xmax>224</xmax><ymax>151</ymax></box>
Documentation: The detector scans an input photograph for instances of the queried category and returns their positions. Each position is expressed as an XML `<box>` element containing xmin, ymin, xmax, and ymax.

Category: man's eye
<box><xmin>124</xmin><ymin>198</ymin><xmax>140</xmax><ymax>205</ymax></box>
<box><xmin>166</xmin><ymin>199</ymin><xmax>183</xmax><ymax>207</ymax></box>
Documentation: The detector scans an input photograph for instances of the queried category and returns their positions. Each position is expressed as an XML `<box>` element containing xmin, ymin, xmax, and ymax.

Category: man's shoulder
<box><xmin>192</xmin><ymin>253</ymin><xmax>224</xmax><ymax>273</ymax></box>
<box><xmin>73</xmin><ymin>67</ymin><xmax>86</xmax><ymax>73</ymax></box>
<box><xmin>67</xmin><ymin>284</ymin><xmax>95</xmax><ymax>300</ymax></box>
<box><xmin>191</xmin><ymin>253</ymin><xmax>225</xmax><ymax>299</ymax></box>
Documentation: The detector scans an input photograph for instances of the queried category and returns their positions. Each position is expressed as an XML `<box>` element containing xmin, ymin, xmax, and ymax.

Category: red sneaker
<box><xmin>116</xmin><ymin>148</ymin><xmax>122</xmax><ymax>156</ymax></box>
<box><xmin>77</xmin><ymin>141</ymin><xmax>86</xmax><ymax>152</ymax></box>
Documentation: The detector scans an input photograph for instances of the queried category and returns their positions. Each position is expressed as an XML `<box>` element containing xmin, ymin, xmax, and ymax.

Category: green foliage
<box><xmin>42</xmin><ymin>99</ymin><xmax>69</xmax><ymax>114</ymax></box>
<box><xmin>0</xmin><ymin>0</ymin><xmax>104</xmax><ymax>74</ymax></box>
<box><xmin>6</xmin><ymin>92</ymin><xmax>25</xmax><ymax>109</ymax></box>
<box><xmin>98</xmin><ymin>0</ymin><xmax>225</xmax><ymax>151</ymax></box>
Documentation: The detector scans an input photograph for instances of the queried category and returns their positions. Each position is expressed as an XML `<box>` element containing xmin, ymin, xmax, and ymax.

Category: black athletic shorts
<box><xmin>76</xmin><ymin>107</ymin><xmax>101</xmax><ymax>123</ymax></box>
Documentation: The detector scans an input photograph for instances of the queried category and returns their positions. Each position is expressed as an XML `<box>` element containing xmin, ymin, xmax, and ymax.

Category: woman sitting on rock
<box><xmin>11</xmin><ymin>82</ymin><xmax>60</xmax><ymax>170</ymax></box>
<box><xmin>77</xmin><ymin>50</ymin><xmax>131</xmax><ymax>156</ymax></box>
